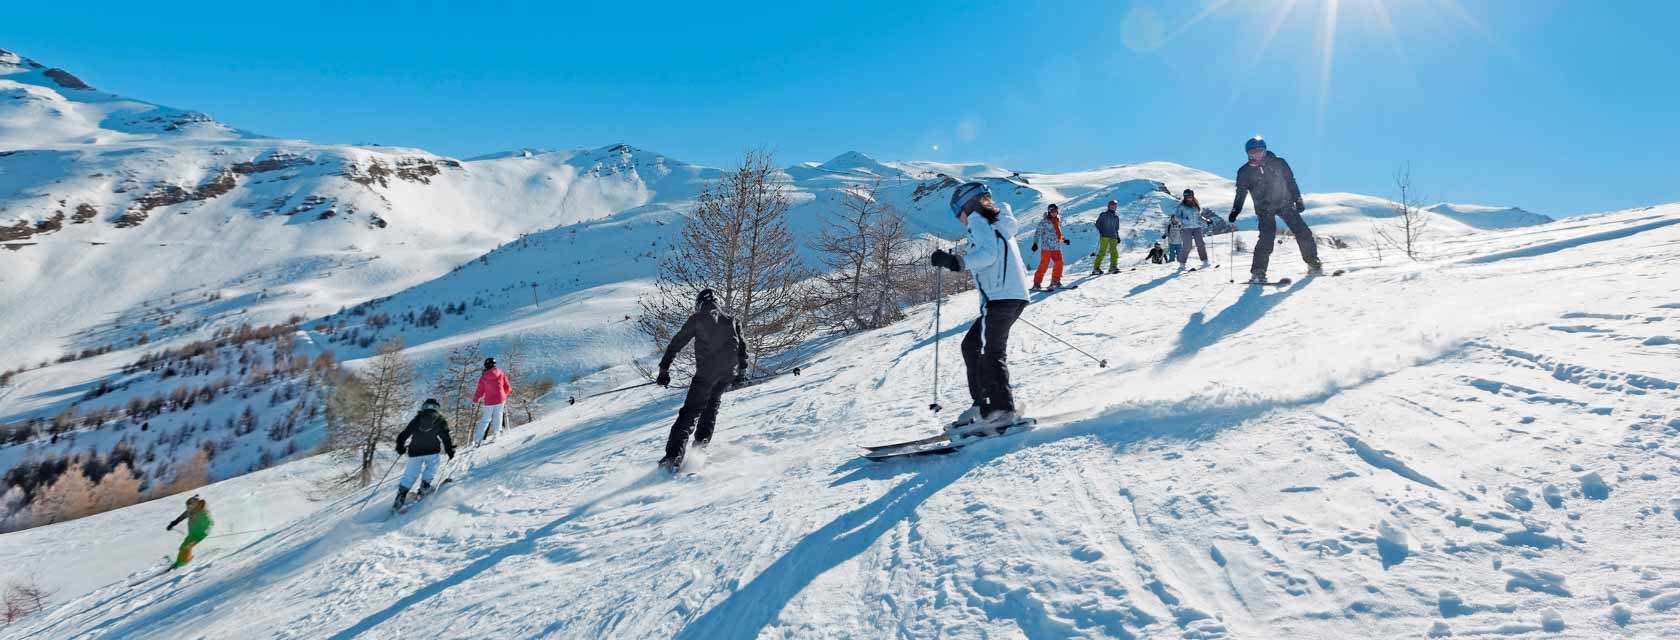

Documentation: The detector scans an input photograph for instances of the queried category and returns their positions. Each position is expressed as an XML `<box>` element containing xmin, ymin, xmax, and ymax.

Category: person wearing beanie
<box><xmin>1229</xmin><ymin>136</ymin><xmax>1322</xmax><ymax>281</ymax></box>
<box><xmin>1030</xmin><ymin>203</ymin><xmax>1070</xmax><ymax>290</ymax></box>
<box><xmin>472</xmin><ymin>357</ymin><xmax>513</xmax><ymax>445</ymax></box>
<box><xmin>654</xmin><ymin>288</ymin><xmax>749</xmax><ymax>473</ymax></box>
<box><xmin>931</xmin><ymin>182</ymin><xmax>1031</xmax><ymax>435</ymax></box>
<box><xmin>1092</xmin><ymin>200</ymin><xmax>1122</xmax><ymax>274</ymax></box>
<box><xmin>394</xmin><ymin>398</ymin><xmax>455</xmax><ymax>510</ymax></box>
<box><xmin>1171</xmin><ymin>189</ymin><xmax>1211</xmax><ymax>269</ymax></box>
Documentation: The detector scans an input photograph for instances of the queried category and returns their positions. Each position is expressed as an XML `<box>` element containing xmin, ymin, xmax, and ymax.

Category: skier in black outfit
<box><xmin>931</xmin><ymin>182</ymin><xmax>1032</xmax><ymax>434</ymax></box>
<box><xmin>655</xmin><ymin>289</ymin><xmax>748</xmax><ymax>472</ymax></box>
<box><xmin>1228</xmin><ymin>136</ymin><xmax>1323</xmax><ymax>282</ymax></box>
<box><xmin>394</xmin><ymin>398</ymin><xmax>456</xmax><ymax>510</ymax></box>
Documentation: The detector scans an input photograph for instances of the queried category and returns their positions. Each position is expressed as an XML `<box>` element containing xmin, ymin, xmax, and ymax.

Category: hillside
<box><xmin>9</xmin><ymin>202</ymin><xmax>1677</xmax><ymax>639</ymax></box>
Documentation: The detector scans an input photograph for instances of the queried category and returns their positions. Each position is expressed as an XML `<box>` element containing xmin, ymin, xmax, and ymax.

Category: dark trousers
<box><xmin>961</xmin><ymin>299</ymin><xmax>1027</xmax><ymax>414</ymax></box>
<box><xmin>664</xmin><ymin>373</ymin><xmax>731</xmax><ymax>464</ymax></box>
<box><xmin>1251</xmin><ymin>209</ymin><xmax>1321</xmax><ymax>276</ymax></box>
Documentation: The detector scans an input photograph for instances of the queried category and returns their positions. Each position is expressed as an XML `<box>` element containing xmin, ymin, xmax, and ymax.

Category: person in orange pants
<box><xmin>1030</xmin><ymin>203</ymin><xmax>1070</xmax><ymax>290</ymax></box>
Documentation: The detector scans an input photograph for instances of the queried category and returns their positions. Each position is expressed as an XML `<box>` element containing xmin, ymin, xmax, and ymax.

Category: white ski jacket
<box><xmin>963</xmin><ymin>203</ymin><xmax>1031</xmax><ymax>303</ymax></box>
<box><xmin>1171</xmin><ymin>202</ymin><xmax>1205</xmax><ymax>229</ymax></box>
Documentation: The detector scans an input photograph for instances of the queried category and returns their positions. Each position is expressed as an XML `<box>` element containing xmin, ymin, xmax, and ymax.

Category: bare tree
<box><xmin>26</xmin><ymin>466</ymin><xmax>97</xmax><ymax>525</ymax></box>
<box><xmin>325</xmin><ymin>338</ymin><xmax>415</xmax><ymax>486</ymax></box>
<box><xmin>1373</xmin><ymin>163</ymin><xmax>1430</xmax><ymax>260</ymax></box>
<box><xmin>809</xmin><ymin>179</ymin><xmax>926</xmax><ymax>332</ymax></box>
<box><xmin>430</xmin><ymin>343</ymin><xmax>484</xmax><ymax>445</ymax></box>
<box><xmin>165</xmin><ymin>449</ymin><xmax>211</xmax><ymax>497</ymax></box>
<box><xmin>638</xmin><ymin>149</ymin><xmax>811</xmax><ymax>376</ymax></box>
<box><xmin>498</xmin><ymin>338</ymin><xmax>556</xmax><ymax>425</ymax></box>
<box><xmin>4</xmin><ymin>576</ymin><xmax>53</xmax><ymax>624</ymax></box>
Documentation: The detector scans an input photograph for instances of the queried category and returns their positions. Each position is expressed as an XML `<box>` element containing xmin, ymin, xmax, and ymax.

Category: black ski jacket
<box><xmin>397</xmin><ymin>409</ymin><xmax>456</xmax><ymax>458</ymax></box>
<box><xmin>660</xmin><ymin>304</ymin><xmax>749</xmax><ymax>378</ymax></box>
<box><xmin>1232</xmin><ymin>151</ymin><xmax>1306</xmax><ymax>217</ymax></box>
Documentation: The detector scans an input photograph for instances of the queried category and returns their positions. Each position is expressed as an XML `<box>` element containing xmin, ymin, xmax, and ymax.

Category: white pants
<box><xmin>399</xmin><ymin>454</ymin><xmax>441</xmax><ymax>490</ymax></box>
<box><xmin>474</xmin><ymin>403</ymin><xmax>506</xmax><ymax>444</ymax></box>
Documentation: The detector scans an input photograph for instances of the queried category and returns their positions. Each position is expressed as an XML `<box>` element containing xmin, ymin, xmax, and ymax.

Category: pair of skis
<box><xmin>1244</xmin><ymin>268</ymin><xmax>1348</xmax><ymax>287</ymax></box>
<box><xmin>861</xmin><ymin>418</ymin><xmax>1038</xmax><ymax>461</ymax></box>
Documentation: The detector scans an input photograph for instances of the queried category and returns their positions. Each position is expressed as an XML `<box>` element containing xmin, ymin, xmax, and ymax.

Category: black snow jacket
<box><xmin>397</xmin><ymin>409</ymin><xmax>456</xmax><ymax>458</ymax></box>
<box><xmin>661</xmin><ymin>302</ymin><xmax>749</xmax><ymax>378</ymax></box>
<box><xmin>1232</xmin><ymin>151</ymin><xmax>1306</xmax><ymax>217</ymax></box>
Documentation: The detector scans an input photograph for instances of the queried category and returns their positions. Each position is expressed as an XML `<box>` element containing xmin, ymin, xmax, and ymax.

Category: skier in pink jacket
<box><xmin>473</xmin><ymin>357</ymin><xmax>513</xmax><ymax>445</ymax></box>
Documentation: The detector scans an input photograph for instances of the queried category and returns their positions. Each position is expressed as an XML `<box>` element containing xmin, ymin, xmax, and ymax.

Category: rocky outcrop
<box><xmin>231</xmin><ymin>152</ymin><xmax>314</xmax><ymax>175</ymax></box>
<box><xmin>72</xmin><ymin>204</ymin><xmax>98</xmax><ymax>224</ymax></box>
<box><xmin>342</xmin><ymin>157</ymin><xmax>459</xmax><ymax>188</ymax></box>
<box><xmin>42</xmin><ymin>68</ymin><xmax>91</xmax><ymax>91</ymax></box>
<box><xmin>114</xmin><ymin>169</ymin><xmax>240</xmax><ymax>228</ymax></box>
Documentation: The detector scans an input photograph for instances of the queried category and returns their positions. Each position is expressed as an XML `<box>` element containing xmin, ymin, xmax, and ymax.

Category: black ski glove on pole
<box><xmin>1227</xmin><ymin>211</ymin><xmax>1240</xmax><ymax>223</ymax></box>
<box><xmin>656</xmin><ymin>370</ymin><xmax>671</xmax><ymax>388</ymax></box>
<box><xmin>930</xmin><ymin>249</ymin><xmax>964</xmax><ymax>272</ymax></box>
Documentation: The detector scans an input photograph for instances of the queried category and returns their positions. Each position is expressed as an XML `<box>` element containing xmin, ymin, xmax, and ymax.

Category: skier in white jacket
<box><xmin>930</xmin><ymin>181</ymin><xmax>1031</xmax><ymax>434</ymax></box>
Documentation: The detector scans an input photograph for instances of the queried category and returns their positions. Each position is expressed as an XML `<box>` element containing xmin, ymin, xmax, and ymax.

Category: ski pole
<box><xmin>929</xmin><ymin>266</ymin><xmax>943</xmax><ymax>413</ymax></box>
<box><xmin>586</xmin><ymin>380</ymin><xmax>658</xmax><ymax>399</ymax></box>
<box><xmin>1018</xmin><ymin>316</ymin><xmax>1108</xmax><ymax>368</ymax></box>
<box><xmin>1228</xmin><ymin>226</ymin><xmax>1237</xmax><ymax>283</ymax></box>
<box><xmin>357</xmin><ymin>456</ymin><xmax>401</xmax><ymax>510</ymax></box>
<box><xmin>205</xmin><ymin>529</ymin><xmax>268</xmax><ymax>539</ymax></box>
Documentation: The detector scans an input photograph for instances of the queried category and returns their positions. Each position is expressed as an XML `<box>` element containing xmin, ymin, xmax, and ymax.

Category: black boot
<box><xmin>393</xmin><ymin>486</ymin><xmax>410</xmax><ymax>510</ymax></box>
<box><xmin>657</xmin><ymin>456</ymin><xmax>682</xmax><ymax>474</ymax></box>
<box><xmin>417</xmin><ymin>480</ymin><xmax>434</xmax><ymax>496</ymax></box>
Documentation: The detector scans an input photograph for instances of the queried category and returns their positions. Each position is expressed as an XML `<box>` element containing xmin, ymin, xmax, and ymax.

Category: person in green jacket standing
<box><xmin>166</xmin><ymin>495</ymin><xmax>213</xmax><ymax>569</ymax></box>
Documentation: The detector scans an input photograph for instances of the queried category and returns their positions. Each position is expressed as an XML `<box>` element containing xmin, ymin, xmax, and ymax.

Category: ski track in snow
<box><xmin>8</xmin><ymin>206</ymin><xmax>1680</xmax><ymax>638</ymax></box>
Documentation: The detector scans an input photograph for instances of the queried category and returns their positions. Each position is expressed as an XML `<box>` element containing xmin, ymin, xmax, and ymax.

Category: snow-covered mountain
<box><xmin>9</xmin><ymin>200</ymin><xmax>1677</xmax><ymax>639</ymax></box>
<box><xmin>0</xmin><ymin>45</ymin><xmax>1593</xmax><ymax>630</ymax></box>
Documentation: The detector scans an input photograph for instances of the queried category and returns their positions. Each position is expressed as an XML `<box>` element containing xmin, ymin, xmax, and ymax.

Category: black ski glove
<box><xmin>1063</xmin><ymin>238</ymin><xmax>1070</xmax><ymax>245</ymax></box>
<box><xmin>166</xmin><ymin>523</ymin><xmax>174</xmax><ymax>531</ymax></box>
<box><xmin>1227</xmin><ymin>211</ymin><xmax>1240</xmax><ymax>223</ymax></box>
<box><xmin>733</xmin><ymin>373</ymin><xmax>747</xmax><ymax>387</ymax></box>
<box><xmin>1296</xmin><ymin>201</ymin><xmax>1307</xmax><ymax>214</ymax></box>
<box><xmin>930</xmin><ymin>249</ymin><xmax>964</xmax><ymax>272</ymax></box>
<box><xmin>656</xmin><ymin>370</ymin><xmax>671</xmax><ymax>388</ymax></box>
<box><xmin>396</xmin><ymin>444</ymin><xmax>406</xmax><ymax>456</ymax></box>
<box><xmin>446</xmin><ymin>449</ymin><xmax>455</xmax><ymax>460</ymax></box>
<box><xmin>1030</xmin><ymin>243</ymin><xmax>1038</xmax><ymax>252</ymax></box>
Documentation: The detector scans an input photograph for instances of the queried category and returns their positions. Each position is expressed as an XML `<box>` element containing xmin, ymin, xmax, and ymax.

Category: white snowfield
<box><xmin>9</xmin><ymin>202</ymin><xmax>1678</xmax><ymax>639</ymax></box>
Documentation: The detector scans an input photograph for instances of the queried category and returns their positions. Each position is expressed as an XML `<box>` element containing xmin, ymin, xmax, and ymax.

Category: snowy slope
<box><xmin>13</xmin><ymin>203</ymin><xmax>1679</xmax><ymax>639</ymax></box>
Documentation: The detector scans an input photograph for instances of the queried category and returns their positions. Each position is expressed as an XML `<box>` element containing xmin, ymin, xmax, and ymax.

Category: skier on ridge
<box><xmin>1092</xmin><ymin>199</ymin><xmax>1121</xmax><ymax>275</ymax></box>
<box><xmin>394</xmin><ymin>398</ymin><xmax>456</xmax><ymax>511</ymax></box>
<box><xmin>472</xmin><ymin>357</ymin><xmax>512</xmax><ymax>445</ymax></box>
<box><xmin>165</xmin><ymin>494</ymin><xmax>212</xmax><ymax>569</ymax></box>
<box><xmin>655</xmin><ymin>288</ymin><xmax>748</xmax><ymax>473</ymax></box>
<box><xmin>1029</xmin><ymin>203</ymin><xmax>1070</xmax><ymax>291</ymax></box>
<box><xmin>1171</xmin><ymin>189</ymin><xmax>1211</xmax><ymax>270</ymax></box>
<box><xmin>930</xmin><ymin>182</ymin><xmax>1030</xmax><ymax>435</ymax></box>
<box><xmin>1228</xmin><ymin>136</ymin><xmax>1323</xmax><ymax>282</ymax></box>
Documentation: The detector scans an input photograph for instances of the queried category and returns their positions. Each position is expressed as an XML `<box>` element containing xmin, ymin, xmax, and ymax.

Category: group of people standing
<box><xmin>928</xmin><ymin>135</ymin><xmax>1326</xmax><ymax>435</ymax></box>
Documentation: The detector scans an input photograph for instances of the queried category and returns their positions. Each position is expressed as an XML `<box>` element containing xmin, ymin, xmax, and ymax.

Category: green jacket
<box><xmin>171</xmin><ymin>509</ymin><xmax>213</xmax><ymax>538</ymax></box>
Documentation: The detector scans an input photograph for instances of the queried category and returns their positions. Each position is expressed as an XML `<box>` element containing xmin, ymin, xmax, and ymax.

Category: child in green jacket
<box><xmin>166</xmin><ymin>495</ymin><xmax>213</xmax><ymax>569</ymax></box>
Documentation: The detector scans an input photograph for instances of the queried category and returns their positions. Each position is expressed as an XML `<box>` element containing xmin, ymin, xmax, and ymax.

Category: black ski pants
<box><xmin>664</xmin><ymin>372</ymin><xmax>732</xmax><ymax>464</ymax></box>
<box><xmin>961</xmin><ymin>299</ymin><xmax>1027</xmax><ymax>414</ymax></box>
<box><xmin>1251</xmin><ymin>209</ymin><xmax>1321</xmax><ymax>276</ymax></box>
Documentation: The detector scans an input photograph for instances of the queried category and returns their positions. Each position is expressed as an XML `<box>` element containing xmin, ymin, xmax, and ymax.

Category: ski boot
<box><xmin>1200</xmin><ymin>259</ymin><xmax>1212</xmax><ymax>269</ymax></box>
<box><xmin>1246</xmin><ymin>271</ymin><xmax>1268</xmax><ymax>284</ymax></box>
<box><xmin>393</xmin><ymin>486</ymin><xmax>410</xmax><ymax>510</ymax></box>
<box><xmin>1049</xmin><ymin>280</ymin><xmax>1063</xmax><ymax>290</ymax></box>
<box><xmin>416</xmin><ymin>480</ymin><xmax>434</xmax><ymax>498</ymax></box>
<box><xmin>1107</xmin><ymin>267</ymin><xmax>1120</xmax><ymax>275</ymax></box>
<box><xmin>657</xmin><ymin>456</ymin><xmax>682</xmax><ymax>475</ymax></box>
<box><xmin>1090</xmin><ymin>268</ymin><xmax>1103</xmax><ymax>276</ymax></box>
<box><xmin>948</xmin><ymin>404</ymin><xmax>983</xmax><ymax>431</ymax></box>
<box><xmin>1305</xmin><ymin>263</ymin><xmax>1325</xmax><ymax>277</ymax></box>
<box><xmin>1030</xmin><ymin>284</ymin><xmax>1044</xmax><ymax>292</ymax></box>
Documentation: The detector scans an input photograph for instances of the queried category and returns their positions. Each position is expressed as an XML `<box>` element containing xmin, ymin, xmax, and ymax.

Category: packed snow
<box><xmin>7</xmin><ymin>202</ymin><xmax>1676</xmax><ymax>639</ymax></box>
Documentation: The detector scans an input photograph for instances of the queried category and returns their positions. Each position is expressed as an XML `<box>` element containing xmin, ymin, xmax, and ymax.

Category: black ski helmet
<box><xmin>1245</xmin><ymin>136</ymin><xmax>1266</xmax><ymax>152</ymax></box>
<box><xmin>484</xmin><ymin>357</ymin><xmax>496</xmax><ymax>369</ymax></box>
<box><xmin>695</xmin><ymin>288</ymin><xmax>717</xmax><ymax>311</ymax></box>
<box><xmin>949</xmin><ymin>181</ymin><xmax>990</xmax><ymax>217</ymax></box>
<box><xmin>421</xmin><ymin>398</ymin><xmax>440</xmax><ymax>410</ymax></box>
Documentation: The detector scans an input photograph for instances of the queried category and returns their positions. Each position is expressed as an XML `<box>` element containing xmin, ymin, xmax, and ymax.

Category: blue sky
<box><xmin>5</xmin><ymin>0</ymin><xmax>1676</xmax><ymax>215</ymax></box>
